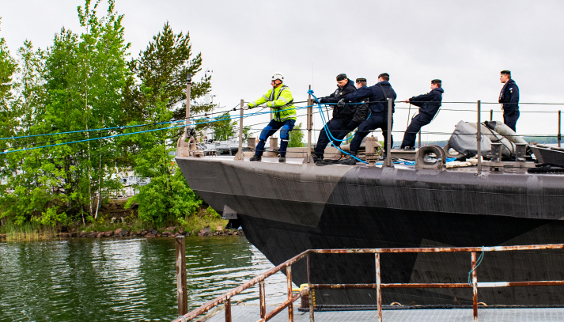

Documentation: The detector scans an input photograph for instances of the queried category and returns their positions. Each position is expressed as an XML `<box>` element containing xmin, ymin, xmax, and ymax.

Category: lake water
<box><xmin>0</xmin><ymin>236</ymin><xmax>287</xmax><ymax>322</ymax></box>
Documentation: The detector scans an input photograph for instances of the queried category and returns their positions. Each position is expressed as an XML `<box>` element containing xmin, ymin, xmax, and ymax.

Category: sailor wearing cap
<box><xmin>499</xmin><ymin>70</ymin><xmax>520</xmax><ymax>132</ymax></box>
<box><xmin>400</xmin><ymin>79</ymin><xmax>444</xmax><ymax>150</ymax></box>
<box><xmin>313</xmin><ymin>73</ymin><xmax>357</xmax><ymax>164</ymax></box>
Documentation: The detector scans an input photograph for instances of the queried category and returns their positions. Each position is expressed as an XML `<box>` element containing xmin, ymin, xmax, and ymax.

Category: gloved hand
<box><xmin>247</xmin><ymin>102</ymin><xmax>255</xmax><ymax>109</ymax></box>
<box><xmin>337</xmin><ymin>99</ymin><xmax>345</xmax><ymax>108</ymax></box>
<box><xmin>266</xmin><ymin>101</ymin><xmax>273</xmax><ymax>108</ymax></box>
<box><xmin>318</xmin><ymin>97</ymin><xmax>325</xmax><ymax>104</ymax></box>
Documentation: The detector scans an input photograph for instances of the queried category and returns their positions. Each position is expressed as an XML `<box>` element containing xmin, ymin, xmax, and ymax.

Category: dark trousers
<box><xmin>503</xmin><ymin>110</ymin><xmax>520</xmax><ymax>132</ymax></box>
<box><xmin>401</xmin><ymin>113</ymin><xmax>433</xmax><ymax>148</ymax></box>
<box><xmin>314</xmin><ymin>118</ymin><xmax>357</xmax><ymax>156</ymax></box>
<box><xmin>255</xmin><ymin>119</ymin><xmax>295</xmax><ymax>157</ymax></box>
<box><xmin>350</xmin><ymin>113</ymin><xmax>393</xmax><ymax>154</ymax></box>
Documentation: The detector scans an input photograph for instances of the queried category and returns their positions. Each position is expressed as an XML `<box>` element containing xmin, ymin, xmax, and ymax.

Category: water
<box><xmin>0</xmin><ymin>236</ymin><xmax>287</xmax><ymax>322</ymax></box>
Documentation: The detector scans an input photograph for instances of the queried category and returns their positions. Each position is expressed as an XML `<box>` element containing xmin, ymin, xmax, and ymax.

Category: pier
<box><xmin>173</xmin><ymin>240</ymin><xmax>564</xmax><ymax>322</ymax></box>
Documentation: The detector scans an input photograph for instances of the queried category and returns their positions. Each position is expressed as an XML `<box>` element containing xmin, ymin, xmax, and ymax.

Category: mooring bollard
<box><xmin>176</xmin><ymin>235</ymin><xmax>188</xmax><ymax>316</ymax></box>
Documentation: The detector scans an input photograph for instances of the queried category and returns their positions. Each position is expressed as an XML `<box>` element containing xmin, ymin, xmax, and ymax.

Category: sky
<box><xmin>2</xmin><ymin>0</ymin><xmax>564</xmax><ymax>143</ymax></box>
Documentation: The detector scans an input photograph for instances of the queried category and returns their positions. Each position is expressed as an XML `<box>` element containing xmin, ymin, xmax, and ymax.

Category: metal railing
<box><xmin>173</xmin><ymin>243</ymin><xmax>564</xmax><ymax>322</ymax></box>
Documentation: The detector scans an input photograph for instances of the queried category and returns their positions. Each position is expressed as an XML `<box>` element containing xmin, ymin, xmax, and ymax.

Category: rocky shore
<box><xmin>0</xmin><ymin>226</ymin><xmax>243</xmax><ymax>240</ymax></box>
<box><xmin>74</xmin><ymin>226</ymin><xmax>244</xmax><ymax>239</ymax></box>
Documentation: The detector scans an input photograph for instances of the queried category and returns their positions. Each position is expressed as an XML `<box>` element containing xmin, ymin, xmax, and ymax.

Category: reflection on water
<box><xmin>0</xmin><ymin>236</ymin><xmax>287</xmax><ymax>322</ymax></box>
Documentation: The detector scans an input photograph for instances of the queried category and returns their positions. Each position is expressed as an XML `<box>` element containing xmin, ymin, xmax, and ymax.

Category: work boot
<box><xmin>402</xmin><ymin>146</ymin><xmax>415</xmax><ymax>151</ymax></box>
<box><xmin>339</xmin><ymin>155</ymin><xmax>357</xmax><ymax>165</ymax></box>
<box><xmin>313</xmin><ymin>154</ymin><xmax>324</xmax><ymax>165</ymax></box>
<box><xmin>250</xmin><ymin>155</ymin><xmax>262</xmax><ymax>162</ymax></box>
<box><xmin>279</xmin><ymin>156</ymin><xmax>286</xmax><ymax>163</ymax></box>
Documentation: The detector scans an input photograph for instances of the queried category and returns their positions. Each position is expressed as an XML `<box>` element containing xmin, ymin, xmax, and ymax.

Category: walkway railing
<box><xmin>172</xmin><ymin>242</ymin><xmax>564</xmax><ymax>322</ymax></box>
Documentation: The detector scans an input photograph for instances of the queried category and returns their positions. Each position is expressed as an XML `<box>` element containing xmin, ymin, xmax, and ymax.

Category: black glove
<box><xmin>318</xmin><ymin>97</ymin><xmax>325</xmax><ymax>104</ymax></box>
<box><xmin>337</xmin><ymin>99</ymin><xmax>345</xmax><ymax>108</ymax></box>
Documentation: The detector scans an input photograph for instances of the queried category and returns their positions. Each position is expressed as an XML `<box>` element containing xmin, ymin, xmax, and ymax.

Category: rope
<box><xmin>308</xmin><ymin>90</ymin><xmax>368</xmax><ymax>164</ymax></box>
<box><xmin>468</xmin><ymin>247</ymin><xmax>485</xmax><ymax>286</ymax></box>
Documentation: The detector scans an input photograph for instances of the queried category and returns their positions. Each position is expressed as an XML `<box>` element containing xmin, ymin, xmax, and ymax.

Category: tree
<box><xmin>288</xmin><ymin>123</ymin><xmax>305</xmax><ymax>147</ymax></box>
<box><xmin>1</xmin><ymin>0</ymin><xmax>131</xmax><ymax>226</ymax></box>
<box><xmin>212</xmin><ymin>112</ymin><xmax>237</xmax><ymax>141</ymax></box>
<box><xmin>123</xmin><ymin>22</ymin><xmax>210</xmax><ymax>225</ymax></box>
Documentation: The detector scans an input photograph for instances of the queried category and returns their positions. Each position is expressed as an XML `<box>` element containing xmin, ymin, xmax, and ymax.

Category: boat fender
<box><xmin>415</xmin><ymin>145</ymin><xmax>446</xmax><ymax>170</ymax></box>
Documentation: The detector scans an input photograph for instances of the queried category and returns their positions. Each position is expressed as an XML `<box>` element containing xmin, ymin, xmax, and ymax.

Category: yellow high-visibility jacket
<box><xmin>250</xmin><ymin>85</ymin><xmax>297</xmax><ymax>122</ymax></box>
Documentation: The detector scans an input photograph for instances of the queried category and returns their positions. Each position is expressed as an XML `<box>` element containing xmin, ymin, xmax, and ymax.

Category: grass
<box><xmin>0</xmin><ymin>221</ymin><xmax>56</xmax><ymax>241</ymax></box>
<box><xmin>0</xmin><ymin>206</ymin><xmax>231</xmax><ymax>240</ymax></box>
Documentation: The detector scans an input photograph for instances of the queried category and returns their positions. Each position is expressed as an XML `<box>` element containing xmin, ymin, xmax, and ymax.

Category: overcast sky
<box><xmin>2</xmin><ymin>0</ymin><xmax>564</xmax><ymax>142</ymax></box>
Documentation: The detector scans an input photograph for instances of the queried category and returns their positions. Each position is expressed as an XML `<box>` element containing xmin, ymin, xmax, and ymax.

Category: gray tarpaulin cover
<box><xmin>448</xmin><ymin>121</ymin><xmax>492</xmax><ymax>156</ymax></box>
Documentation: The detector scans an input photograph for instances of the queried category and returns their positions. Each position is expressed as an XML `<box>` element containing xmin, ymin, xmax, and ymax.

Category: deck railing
<box><xmin>172</xmin><ymin>242</ymin><xmax>564</xmax><ymax>322</ymax></box>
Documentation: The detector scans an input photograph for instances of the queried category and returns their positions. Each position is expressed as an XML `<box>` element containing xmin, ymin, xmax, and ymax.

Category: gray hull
<box><xmin>176</xmin><ymin>157</ymin><xmax>564</xmax><ymax>307</ymax></box>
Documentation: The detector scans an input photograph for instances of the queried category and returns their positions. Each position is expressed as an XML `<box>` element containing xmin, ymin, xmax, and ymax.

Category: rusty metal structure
<box><xmin>172</xmin><ymin>244</ymin><xmax>564</xmax><ymax>322</ymax></box>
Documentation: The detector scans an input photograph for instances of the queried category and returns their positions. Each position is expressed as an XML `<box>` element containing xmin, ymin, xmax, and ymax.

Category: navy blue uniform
<box><xmin>401</xmin><ymin>87</ymin><xmax>444</xmax><ymax>148</ymax></box>
<box><xmin>314</xmin><ymin>79</ymin><xmax>357</xmax><ymax>157</ymax></box>
<box><xmin>498</xmin><ymin>79</ymin><xmax>519</xmax><ymax>132</ymax></box>
<box><xmin>344</xmin><ymin>81</ymin><xmax>397</xmax><ymax>154</ymax></box>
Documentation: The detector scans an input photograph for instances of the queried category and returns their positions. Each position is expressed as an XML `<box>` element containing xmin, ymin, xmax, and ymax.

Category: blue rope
<box><xmin>468</xmin><ymin>247</ymin><xmax>485</xmax><ymax>286</ymax></box>
<box><xmin>0</xmin><ymin>103</ymin><xmax>314</xmax><ymax>155</ymax></box>
<box><xmin>308</xmin><ymin>90</ymin><xmax>368</xmax><ymax>164</ymax></box>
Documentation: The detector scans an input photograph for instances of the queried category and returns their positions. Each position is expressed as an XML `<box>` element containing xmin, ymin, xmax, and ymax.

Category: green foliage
<box><xmin>288</xmin><ymin>122</ymin><xmax>305</xmax><ymax>147</ymax></box>
<box><xmin>213</xmin><ymin>112</ymin><xmax>237</xmax><ymax>141</ymax></box>
<box><xmin>0</xmin><ymin>1</ymin><xmax>214</xmax><ymax>231</ymax></box>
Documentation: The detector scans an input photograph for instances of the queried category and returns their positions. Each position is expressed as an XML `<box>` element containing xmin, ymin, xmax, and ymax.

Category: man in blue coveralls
<box><xmin>498</xmin><ymin>70</ymin><xmax>520</xmax><ymax>132</ymax></box>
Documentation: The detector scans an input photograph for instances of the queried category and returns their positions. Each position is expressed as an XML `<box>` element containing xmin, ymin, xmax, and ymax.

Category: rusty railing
<box><xmin>173</xmin><ymin>244</ymin><xmax>564</xmax><ymax>322</ymax></box>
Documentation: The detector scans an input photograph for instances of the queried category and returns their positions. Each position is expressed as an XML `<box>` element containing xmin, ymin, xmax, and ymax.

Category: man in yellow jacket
<box><xmin>247</xmin><ymin>72</ymin><xmax>297</xmax><ymax>163</ymax></box>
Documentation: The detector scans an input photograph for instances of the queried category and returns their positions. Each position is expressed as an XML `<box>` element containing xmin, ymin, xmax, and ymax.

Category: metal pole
<box><xmin>472</xmin><ymin>252</ymin><xmax>478</xmax><ymax>322</ymax></box>
<box><xmin>490</xmin><ymin>109</ymin><xmax>493</xmax><ymax>122</ymax></box>
<box><xmin>236</xmin><ymin>99</ymin><xmax>244</xmax><ymax>161</ymax></box>
<box><xmin>185</xmin><ymin>74</ymin><xmax>192</xmax><ymax>134</ymax></box>
<box><xmin>307</xmin><ymin>85</ymin><xmax>313</xmax><ymax>157</ymax></box>
<box><xmin>385</xmin><ymin>98</ymin><xmax>394</xmax><ymax>168</ymax></box>
<box><xmin>259</xmin><ymin>280</ymin><xmax>266</xmax><ymax>319</ymax></box>
<box><xmin>176</xmin><ymin>236</ymin><xmax>188</xmax><ymax>316</ymax></box>
<box><xmin>307</xmin><ymin>254</ymin><xmax>315</xmax><ymax>322</ymax></box>
<box><xmin>225</xmin><ymin>298</ymin><xmax>232</xmax><ymax>322</ymax></box>
<box><xmin>287</xmin><ymin>265</ymin><xmax>294</xmax><ymax>322</ymax></box>
<box><xmin>376</xmin><ymin>253</ymin><xmax>382</xmax><ymax>322</ymax></box>
<box><xmin>418</xmin><ymin>129</ymin><xmax>422</xmax><ymax>149</ymax></box>
<box><xmin>476</xmin><ymin>100</ymin><xmax>482</xmax><ymax>174</ymax></box>
<box><xmin>558</xmin><ymin>110</ymin><xmax>561</xmax><ymax>148</ymax></box>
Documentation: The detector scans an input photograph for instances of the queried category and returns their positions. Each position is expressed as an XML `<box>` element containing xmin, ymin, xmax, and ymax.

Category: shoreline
<box><xmin>0</xmin><ymin>226</ymin><xmax>244</xmax><ymax>241</ymax></box>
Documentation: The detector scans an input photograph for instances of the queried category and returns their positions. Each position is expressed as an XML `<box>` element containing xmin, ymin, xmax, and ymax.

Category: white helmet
<box><xmin>271</xmin><ymin>72</ymin><xmax>284</xmax><ymax>82</ymax></box>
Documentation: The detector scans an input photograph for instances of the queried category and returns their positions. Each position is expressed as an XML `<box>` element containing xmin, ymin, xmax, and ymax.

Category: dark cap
<box><xmin>356</xmin><ymin>78</ymin><xmax>367</xmax><ymax>83</ymax></box>
<box><xmin>500</xmin><ymin>70</ymin><xmax>511</xmax><ymax>75</ymax></box>
<box><xmin>378</xmin><ymin>73</ymin><xmax>389</xmax><ymax>81</ymax></box>
<box><xmin>431</xmin><ymin>79</ymin><xmax>442</xmax><ymax>85</ymax></box>
<box><xmin>336</xmin><ymin>73</ymin><xmax>347</xmax><ymax>81</ymax></box>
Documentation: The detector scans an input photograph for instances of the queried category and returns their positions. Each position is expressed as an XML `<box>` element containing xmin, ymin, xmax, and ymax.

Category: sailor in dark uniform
<box><xmin>499</xmin><ymin>70</ymin><xmax>520</xmax><ymax>132</ymax></box>
<box><xmin>400</xmin><ymin>79</ymin><xmax>444</xmax><ymax>149</ymax></box>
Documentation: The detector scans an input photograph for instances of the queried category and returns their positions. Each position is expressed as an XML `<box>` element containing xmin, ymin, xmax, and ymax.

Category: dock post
<box><xmin>418</xmin><ymin>129</ymin><xmax>422</xmax><ymax>149</ymax></box>
<box><xmin>287</xmin><ymin>265</ymin><xmax>294</xmax><ymax>322</ymax></box>
<box><xmin>259</xmin><ymin>280</ymin><xmax>266</xmax><ymax>319</ymax></box>
<box><xmin>176</xmin><ymin>236</ymin><xmax>188</xmax><ymax>316</ymax></box>
<box><xmin>225</xmin><ymin>298</ymin><xmax>232</xmax><ymax>322</ymax></box>
<box><xmin>558</xmin><ymin>110</ymin><xmax>561</xmax><ymax>148</ymax></box>
<box><xmin>375</xmin><ymin>253</ymin><xmax>382</xmax><ymax>322</ymax></box>
<box><xmin>307</xmin><ymin>85</ymin><xmax>313</xmax><ymax>161</ymax></box>
<box><xmin>307</xmin><ymin>254</ymin><xmax>315</xmax><ymax>322</ymax></box>
<box><xmin>471</xmin><ymin>252</ymin><xmax>478</xmax><ymax>322</ymax></box>
<box><xmin>476</xmin><ymin>100</ymin><xmax>482</xmax><ymax>174</ymax></box>
<box><xmin>490</xmin><ymin>109</ymin><xmax>493</xmax><ymax>121</ymax></box>
<box><xmin>384</xmin><ymin>98</ymin><xmax>394</xmax><ymax>168</ymax></box>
